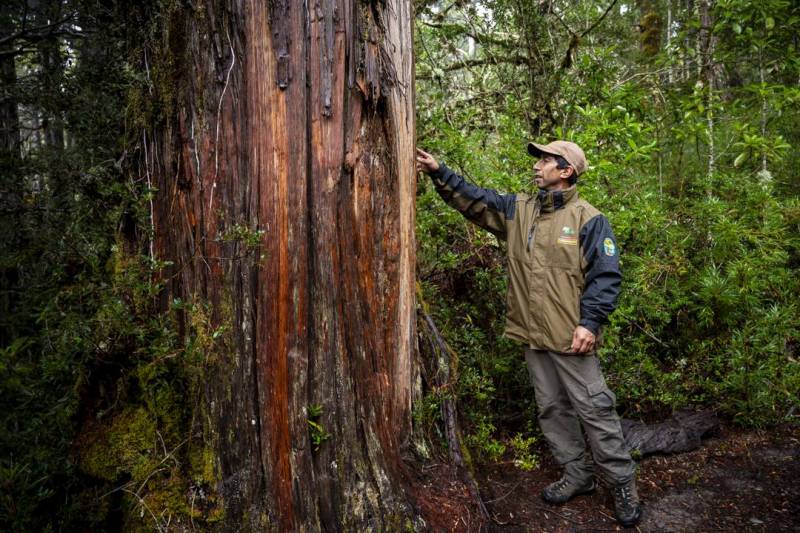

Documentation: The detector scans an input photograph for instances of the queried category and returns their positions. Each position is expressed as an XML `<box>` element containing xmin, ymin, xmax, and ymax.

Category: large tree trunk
<box><xmin>146</xmin><ymin>0</ymin><xmax>416</xmax><ymax>529</ymax></box>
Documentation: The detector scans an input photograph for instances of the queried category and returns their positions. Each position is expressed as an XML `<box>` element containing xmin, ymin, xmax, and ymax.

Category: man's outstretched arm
<box><xmin>416</xmin><ymin>148</ymin><xmax>516</xmax><ymax>240</ymax></box>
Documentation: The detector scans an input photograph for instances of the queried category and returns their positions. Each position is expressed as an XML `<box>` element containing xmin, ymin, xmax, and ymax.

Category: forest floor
<box><xmin>414</xmin><ymin>423</ymin><xmax>799</xmax><ymax>532</ymax></box>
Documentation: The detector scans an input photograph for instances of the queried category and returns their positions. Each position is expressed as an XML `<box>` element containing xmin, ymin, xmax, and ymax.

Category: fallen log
<box><xmin>622</xmin><ymin>410</ymin><xmax>719</xmax><ymax>456</ymax></box>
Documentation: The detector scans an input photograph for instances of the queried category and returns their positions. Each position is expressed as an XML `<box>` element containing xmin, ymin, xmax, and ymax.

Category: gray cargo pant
<box><xmin>525</xmin><ymin>348</ymin><xmax>635</xmax><ymax>485</ymax></box>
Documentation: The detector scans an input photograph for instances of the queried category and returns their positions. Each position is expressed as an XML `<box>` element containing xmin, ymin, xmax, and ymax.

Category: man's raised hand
<box><xmin>416</xmin><ymin>148</ymin><xmax>440</xmax><ymax>175</ymax></box>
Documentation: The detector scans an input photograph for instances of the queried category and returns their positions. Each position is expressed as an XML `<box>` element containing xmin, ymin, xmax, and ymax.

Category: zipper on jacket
<box><xmin>526</xmin><ymin>224</ymin><xmax>536</xmax><ymax>252</ymax></box>
<box><xmin>527</xmin><ymin>202</ymin><xmax>542</xmax><ymax>253</ymax></box>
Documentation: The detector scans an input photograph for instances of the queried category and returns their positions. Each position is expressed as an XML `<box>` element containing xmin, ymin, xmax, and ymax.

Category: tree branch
<box><xmin>417</xmin><ymin>55</ymin><xmax>529</xmax><ymax>79</ymax></box>
<box><xmin>0</xmin><ymin>47</ymin><xmax>33</xmax><ymax>58</ymax></box>
<box><xmin>419</xmin><ymin>20</ymin><xmax>517</xmax><ymax>49</ymax></box>
<box><xmin>419</xmin><ymin>308</ymin><xmax>490</xmax><ymax>524</ymax></box>
<box><xmin>555</xmin><ymin>0</ymin><xmax>619</xmax><ymax>70</ymax></box>
<box><xmin>581</xmin><ymin>0</ymin><xmax>619</xmax><ymax>38</ymax></box>
<box><xmin>0</xmin><ymin>13</ymin><xmax>77</xmax><ymax>47</ymax></box>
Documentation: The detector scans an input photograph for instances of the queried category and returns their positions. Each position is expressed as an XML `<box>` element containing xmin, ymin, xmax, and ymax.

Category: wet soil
<box><xmin>414</xmin><ymin>424</ymin><xmax>799</xmax><ymax>532</ymax></box>
<box><xmin>484</xmin><ymin>424</ymin><xmax>799</xmax><ymax>532</ymax></box>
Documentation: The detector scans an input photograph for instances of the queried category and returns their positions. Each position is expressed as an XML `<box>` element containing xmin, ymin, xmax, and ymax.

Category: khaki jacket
<box><xmin>430</xmin><ymin>164</ymin><xmax>621</xmax><ymax>353</ymax></box>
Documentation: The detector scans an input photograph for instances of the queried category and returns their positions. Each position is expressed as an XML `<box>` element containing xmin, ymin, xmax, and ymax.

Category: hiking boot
<box><xmin>611</xmin><ymin>480</ymin><xmax>642</xmax><ymax>527</ymax></box>
<box><xmin>541</xmin><ymin>476</ymin><xmax>597</xmax><ymax>504</ymax></box>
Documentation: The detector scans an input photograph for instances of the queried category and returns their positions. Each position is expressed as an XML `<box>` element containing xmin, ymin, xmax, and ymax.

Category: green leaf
<box><xmin>734</xmin><ymin>152</ymin><xmax>748</xmax><ymax>168</ymax></box>
<box><xmin>765</xmin><ymin>17</ymin><xmax>775</xmax><ymax>30</ymax></box>
<box><xmin>733</xmin><ymin>23</ymin><xmax>742</xmax><ymax>34</ymax></box>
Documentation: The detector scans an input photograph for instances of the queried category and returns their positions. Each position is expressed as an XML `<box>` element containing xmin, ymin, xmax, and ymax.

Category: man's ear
<box><xmin>560</xmin><ymin>166</ymin><xmax>575</xmax><ymax>179</ymax></box>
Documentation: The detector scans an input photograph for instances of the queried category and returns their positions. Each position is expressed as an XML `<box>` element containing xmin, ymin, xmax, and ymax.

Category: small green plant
<box><xmin>218</xmin><ymin>224</ymin><xmax>265</xmax><ymax>251</ymax></box>
<box><xmin>307</xmin><ymin>404</ymin><xmax>332</xmax><ymax>451</ymax></box>
<box><xmin>509</xmin><ymin>433</ymin><xmax>540</xmax><ymax>472</ymax></box>
<box><xmin>464</xmin><ymin>418</ymin><xmax>506</xmax><ymax>462</ymax></box>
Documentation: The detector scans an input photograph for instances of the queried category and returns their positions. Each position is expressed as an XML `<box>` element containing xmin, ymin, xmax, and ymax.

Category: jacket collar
<box><xmin>536</xmin><ymin>186</ymin><xmax>577</xmax><ymax>212</ymax></box>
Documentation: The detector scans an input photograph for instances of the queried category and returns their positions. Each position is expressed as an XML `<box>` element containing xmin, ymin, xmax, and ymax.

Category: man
<box><xmin>415</xmin><ymin>141</ymin><xmax>642</xmax><ymax>527</ymax></box>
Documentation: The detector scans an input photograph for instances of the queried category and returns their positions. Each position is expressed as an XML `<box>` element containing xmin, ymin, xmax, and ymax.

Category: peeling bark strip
<box><xmin>148</xmin><ymin>0</ymin><xmax>416</xmax><ymax>529</ymax></box>
<box><xmin>267</xmin><ymin>0</ymin><xmax>292</xmax><ymax>89</ymax></box>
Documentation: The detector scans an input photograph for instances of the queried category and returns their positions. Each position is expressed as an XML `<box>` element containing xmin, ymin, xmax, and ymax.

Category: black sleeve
<box><xmin>578</xmin><ymin>214</ymin><xmax>621</xmax><ymax>334</ymax></box>
<box><xmin>429</xmin><ymin>164</ymin><xmax>516</xmax><ymax>240</ymax></box>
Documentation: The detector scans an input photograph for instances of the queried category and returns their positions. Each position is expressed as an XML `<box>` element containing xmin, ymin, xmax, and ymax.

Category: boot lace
<box><xmin>552</xmin><ymin>478</ymin><xmax>570</xmax><ymax>494</ymax></box>
<box><xmin>613</xmin><ymin>484</ymin><xmax>635</xmax><ymax>512</ymax></box>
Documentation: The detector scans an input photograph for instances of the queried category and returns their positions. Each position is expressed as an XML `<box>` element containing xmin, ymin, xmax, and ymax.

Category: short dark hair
<box><xmin>554</xmin><ymin>156</ymin><xmax>578</xmax><ymax>185</ymax></box>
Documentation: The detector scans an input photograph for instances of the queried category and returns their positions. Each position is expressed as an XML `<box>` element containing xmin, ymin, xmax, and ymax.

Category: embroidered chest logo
<box><xmin>604</xmin><ymin>237</ymin><xmax>616</xmax><ymax>256</ymax></box>
<box><xmin>557</xmin><ymin>226</ymin><xmax>577</xmax><ymax>246</ymax></box>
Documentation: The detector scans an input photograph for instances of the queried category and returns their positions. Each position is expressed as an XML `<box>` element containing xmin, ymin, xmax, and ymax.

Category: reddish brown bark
<box><xmin>146</xmin><ymin>0</ymin><xmax>416</xmax><ymax>529</ymax></box>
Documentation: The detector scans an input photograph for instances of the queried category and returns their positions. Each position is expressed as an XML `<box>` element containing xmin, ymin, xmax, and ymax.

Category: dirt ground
<box><xmin>414</xmin><ymin>424</ymin><xmax>799</xmax><ymax>532</ymax></box>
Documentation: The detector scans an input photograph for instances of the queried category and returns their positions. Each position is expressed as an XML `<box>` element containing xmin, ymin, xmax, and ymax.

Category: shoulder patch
<box><xmin>603</xmin><ymin>237</ymin><xmax>616</xmax><ymax>256</ymax></box>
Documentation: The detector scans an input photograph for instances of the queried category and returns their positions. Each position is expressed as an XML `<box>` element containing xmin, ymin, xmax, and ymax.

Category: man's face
<box><xmin>532</xmin><ymin>154</ymin><xmax>572</xmax><ymax>191</ymax></box>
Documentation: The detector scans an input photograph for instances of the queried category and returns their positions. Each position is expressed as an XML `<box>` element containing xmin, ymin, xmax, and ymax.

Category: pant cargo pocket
<box><xmin>587</xmin><ymin>379</ymin><xmax>617</xmax><ymax>412</ymax></box>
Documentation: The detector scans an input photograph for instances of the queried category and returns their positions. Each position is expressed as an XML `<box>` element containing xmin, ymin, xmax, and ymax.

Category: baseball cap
<box><xmin>527</xmin><ymin>140</ymin><xmax>587</xmax><ymax>176</ymax></box>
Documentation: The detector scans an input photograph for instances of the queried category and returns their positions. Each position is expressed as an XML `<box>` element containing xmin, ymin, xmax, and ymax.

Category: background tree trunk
<box><xmin>145</xmin><ymin>0</ymin><xmax>417</xmax><ymax>529</ymax></box>
<box><xmin>37</xmin><ymin>0</ymin><xmax>65</xmax><ymax>151</ymax></box>
<box><xmin>0</xmin><ymin>4</ymin><xmax>20</xmax><ymax>160</ymax></box>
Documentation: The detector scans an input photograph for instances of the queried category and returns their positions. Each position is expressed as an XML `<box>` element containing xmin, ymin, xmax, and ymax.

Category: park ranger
<box><xmin>416</xmin><ymin>141</ymin><xmax>642</xmax><ymax>528</ymax></box>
